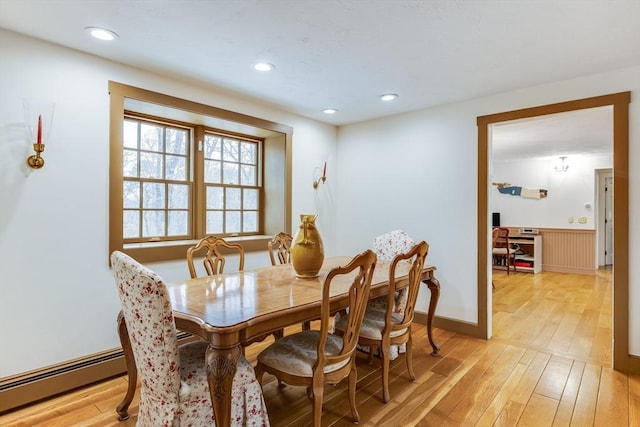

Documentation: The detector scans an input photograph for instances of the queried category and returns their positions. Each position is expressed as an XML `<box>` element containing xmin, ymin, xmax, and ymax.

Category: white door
<box><xmin>604</xmin><ymin>176</ymin><xmax>613</xmax><ymax>265</ymax></box>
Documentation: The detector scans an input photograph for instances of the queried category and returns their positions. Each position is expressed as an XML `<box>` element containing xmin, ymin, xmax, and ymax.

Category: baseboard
<box><xmin>0</xmin><ymin>349</ymin><xmax>126</xmax><ymax>414</ymax></box>
<box><xmin>0</xmin><ymin>332</ymin><xmax>195</xmax><ymax>414</ymax></box>
<box><xmin>629</xmin><ymin>354</ymin><xmax>640</xmax><ymax>374</ymax></box>
<box><xmin>542</xmin><ymin>264</ymin><xmax>596</xmax><ymax>276</ymax></box>
<box><xmin>414</xmin><ymin>313</ymin><xmax>484</xmax><ymax>339</ymax></box>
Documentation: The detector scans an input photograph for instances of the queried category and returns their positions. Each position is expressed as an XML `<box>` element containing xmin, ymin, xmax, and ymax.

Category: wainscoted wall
<box><xmin>508</xmin><ymin>227</ymin><xmax>596</xmax><ymax>275</ymax></box>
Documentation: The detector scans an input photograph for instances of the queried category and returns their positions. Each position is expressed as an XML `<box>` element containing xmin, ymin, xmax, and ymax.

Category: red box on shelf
<box><xmin>514</xmin><ymin>261</ymin><xmax>532</xmax><ymax>268</ymax></box>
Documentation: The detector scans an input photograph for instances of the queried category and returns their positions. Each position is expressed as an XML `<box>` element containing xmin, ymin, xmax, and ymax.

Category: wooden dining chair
<box><xmin>365</xmin><ymin>229</ymin><xmax>416</xmax><ymax>360</ymax></box>
<box><xmin>186</xmin><ymin>235</ymin><xmax>245</xmax><ymax>278</ymax></box>
<box><xmin>187</xmin><ymin>235</ymin><xmax>283</xmax><ymax>344</ymax></box>
<box><xmin>492</xmin><ymin>227</ymin><xmax>516</xmax><ymax>274</ymax></box>
<box><xmin>268</xmin><ymin>231</ymin><xmax>293</xmax><ymax>265</ymax></box>
<box><xmin>336</xmin><ymin>241</ymin><xmax>428</xmax><ymax>403</ymax></box>
<box><xmin>110</xmin><ymin>251</ymin><xmax>269</xmax><ymax>426</ymax></box>
<box><xmin>255</xmin><ymin>250</ymin><xmax>377</xmax><ymax>427</ymax></box>
<box><xmin>268</xmin><ymin>231</ymin><xmax>313</xmax><ymax>332</ymax></box>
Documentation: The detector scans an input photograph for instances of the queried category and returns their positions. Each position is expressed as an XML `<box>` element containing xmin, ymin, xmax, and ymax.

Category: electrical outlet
<box><xmin>578</xmin><ymin>216</ymin><xmax>587</xmax><ymax>224</ymax></box>
<box><xmin>568</xmin><ymin>216</ymin><xmax>574</xmax><ymax>223</ymax></box>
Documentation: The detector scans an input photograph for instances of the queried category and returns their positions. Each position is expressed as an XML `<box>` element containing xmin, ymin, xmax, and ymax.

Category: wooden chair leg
<box><xmin>381</xmin><ymin>345</ymin><xmax>391</xmax><ymax>403</ymax></box>
<box><xmin>254</xmin><ymin>364</ymin><xmax>264</xmax><ymax>385</ymax></box>
<box><xmin>116</xmin><ymin>313</ymin><xmax>136</xmax><ymax>421</ymax></box>
<box><xmin>312</xmin><ymin>383</ymin><xmax>324</xmax><ymax>426</ymax></box>
<box><xmin>406</xmin><ymin>336</ymin><xmax>415</xmax><ymax>382</ymax></box>
<box><xmin>348</xmin><ymin>362</ymin><xmax>360</xmax><ymax>423</ymax></box>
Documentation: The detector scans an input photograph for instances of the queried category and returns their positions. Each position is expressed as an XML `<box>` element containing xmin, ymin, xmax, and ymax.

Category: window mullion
<box><xmin>193</xmin><ymin>125</ymin><xmax>205</xmax><ymax>238</ymax></box>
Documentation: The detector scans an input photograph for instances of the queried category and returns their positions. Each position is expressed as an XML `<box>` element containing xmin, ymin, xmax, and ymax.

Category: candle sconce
<box><xmin>313</xmin><ymin>161</ymin><xmax>327</xmax><ymax>189</ymax></box>
<box><xmin>28</xmin><ymin>142</ymin><xmax>46</xmax><ymax>169</ymax></box>
<box><xmin>23</xmin><ymin>98</ymin><xmax>55</xmax><ymax>169</ymax></box>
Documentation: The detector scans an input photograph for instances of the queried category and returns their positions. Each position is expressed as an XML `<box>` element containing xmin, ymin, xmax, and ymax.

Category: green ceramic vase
<box><xmin>290</xmin><ymin>214</ymin><xmax>325</xmax><ymax>278</ymax></box>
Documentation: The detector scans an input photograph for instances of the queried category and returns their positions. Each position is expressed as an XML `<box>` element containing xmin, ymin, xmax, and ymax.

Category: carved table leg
<box><xmin>116</xmin><ymin>311</ymin><xmax>137</xmax><ymax>421</ymax></box>
<box><xmin>206</xmin><ymin>344</ymin><xmax>242</xmax><ymax>427</ymax></box>
<box><xmin>423</xmin><ymin>276</ymin><xmax>441</xmax><ymax>355</ymax></box>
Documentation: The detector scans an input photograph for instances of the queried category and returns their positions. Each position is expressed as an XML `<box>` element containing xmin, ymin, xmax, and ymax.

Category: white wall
<box><xmin>1</xmin><ymin>29</ymin><xmax>638</xmax><ymax>379</ymax></box>
<box><xmin>492</xmin><ymin>153</ymin><xmax>613</xmax><ymax>229</ymax></box>
<box><xmin>0</xmin><ymin>30</ymin><xmax>337</xmax><ymax>377</ymax></box>
<box><xmin>336</xmin><ymin>66</ymin><xmax>639</xmax><ymax>355</ymax></box>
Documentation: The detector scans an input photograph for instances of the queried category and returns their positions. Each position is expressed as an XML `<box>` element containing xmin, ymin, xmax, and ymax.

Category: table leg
<box><xmin>205</xmin><ymin>344</ymin><xmax>242</xmax><ymax>426</ymax></box>
<box><xmin>423</xmin><ymin>276</ymin><xmax>441</xmax><ymax>355</ymax></box>
<box><xmin>116</xmin><ymin>311</ymin><xmax>137</xmax><ymax>421</ymax></box>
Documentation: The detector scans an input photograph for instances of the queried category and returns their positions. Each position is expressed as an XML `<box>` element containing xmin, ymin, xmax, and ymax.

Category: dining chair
<box><xmin>492</xmin><ymin>227</ymin><xmax>516</xmax><ymax>274</ymax></box>
<box><xmin>188</xmin><ymin>235</ymin><xmax>283</xmax><ymax>344</ymax></box>
<box><xmin>254</xmin><ymin>249</ymin><xmax>377</xmax><ymax>427</ymax></box>
<box><xmin>110</xmin><ymin>251</ymin><xmax>270</xmax><ymax>427</ymax></box>
<box><xmin>268</xmin><ymin>231</ymin><xmax>293</xmax><ymax>265</ymax></box>
<box><xmin>268</xmin><ymin>231</ymin><xmax>314</xmax><ymax>331</ymax></box>
<box><xmin>366</xmin><ymin>229</ymin><xmax>416</xmax><ymax>360</ymax></box>
<box><xmin>186</xmin><ymin>235</ymin><xmax>245</xmax><ymax>278</ymax></box>
<box><xmin>336</xmin><ymin>241</ymin><xmax>428</xmax><ymax>403</ymax></box>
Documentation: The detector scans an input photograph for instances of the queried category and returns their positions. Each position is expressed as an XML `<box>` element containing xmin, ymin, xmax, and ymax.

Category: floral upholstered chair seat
<box><xmin>111</xmin><ymin>251</ymin><xmax>270</xmax><ymax>427</ymax></box>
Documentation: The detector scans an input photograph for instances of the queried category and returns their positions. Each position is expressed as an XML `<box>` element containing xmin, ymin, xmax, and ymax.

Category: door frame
<box><xmin>476</xmin><ymin>92</ymin><xmax>630</xmax><ymax>372</ymax></box>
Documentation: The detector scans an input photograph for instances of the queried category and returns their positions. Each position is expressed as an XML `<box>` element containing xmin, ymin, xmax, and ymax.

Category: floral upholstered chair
<box><xmin>111</xmin><ymin>251</ymin><xmax>270</xmax><ymax>427</ymax></box>
<box><xmin>367</xmin><ymin>230</ymin><xmax>416</xmax><ymax>360</ymax></box>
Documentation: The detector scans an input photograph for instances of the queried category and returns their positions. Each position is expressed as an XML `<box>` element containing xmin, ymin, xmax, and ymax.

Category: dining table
<box><xmin>116</xmin><ymin>255</ymin><xmax>441</xmax><ymax>426</ymax></box>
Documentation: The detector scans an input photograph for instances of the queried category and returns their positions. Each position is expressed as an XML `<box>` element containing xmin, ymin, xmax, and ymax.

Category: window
<box><xmin>203</xmin><ymin>132</ymin><xmax>260</xmax><ymax>235</ymax></box>
<box><xmin>109</xmin><ymin>82</ymin><xmax>292</xmax><ymax>263</ymax></box>
<box><xmin>123</xmin><ymin>117</ymin><xmax>192</xmax><ymax>241</ymax></box>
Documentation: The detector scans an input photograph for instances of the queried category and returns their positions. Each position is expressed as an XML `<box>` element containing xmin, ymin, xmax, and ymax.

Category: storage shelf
<box><xmin>509</xmin><ymin>235</ymin><xmax>542</xmax><ymax>273</ymax></box>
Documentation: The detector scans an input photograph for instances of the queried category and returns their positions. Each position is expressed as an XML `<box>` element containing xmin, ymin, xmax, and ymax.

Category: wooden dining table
<box><xmin>116</xmin><ymin>256</ymin><xmax>440</xmax><ymax>426</ymax></box>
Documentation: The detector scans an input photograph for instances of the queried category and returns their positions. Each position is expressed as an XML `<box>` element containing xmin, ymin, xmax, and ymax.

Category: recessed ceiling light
<box><xmin>322</xmin><ymin>108</ymin><xmax>338</xmax><ymax>114</ymax></box>
<box><xmin>85</xmin><ymin>27</ymin><xmax>119</xmax><ymax>41</ymax></box>
<box><xmin>380</xmin><ymin>93</ymin><xmax>399</xmax><ymax>102</ymax></box>
<box><xmin>252</xmin><ymin>62</ymin><xmax>275</xmax><ymax>72</ymax></box>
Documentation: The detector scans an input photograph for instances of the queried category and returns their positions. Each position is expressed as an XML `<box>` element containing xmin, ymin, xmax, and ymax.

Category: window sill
<box><xmin>121</xmin><ymin>235</ymin><xmax>272</xmax><ymax>264</ymax></box>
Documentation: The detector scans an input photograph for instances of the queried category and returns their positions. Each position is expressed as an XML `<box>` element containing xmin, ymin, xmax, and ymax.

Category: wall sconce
<box><xmin>554</xmin><ymin>156</ymin><xmax>569</xmax><ymax>172</ymax></box>
<box><xmin>23</xmin><ymin>99</ymin><xmax>55</xmax><ymax>169</ymax></box>
<box><xmin>313</xmin><ymin>161</ymin><xmax>327</xmax><ymax>189</ymax></box>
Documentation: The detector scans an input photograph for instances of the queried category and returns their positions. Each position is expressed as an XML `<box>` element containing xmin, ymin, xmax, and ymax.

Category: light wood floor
<box><xmin>1</xmin><ymin>269</ymin><xmax>638</xmax><ymax>426</ymax></box>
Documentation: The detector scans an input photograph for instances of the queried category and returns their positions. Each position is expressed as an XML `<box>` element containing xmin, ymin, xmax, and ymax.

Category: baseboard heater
<box><xmin>0</xmin><ymin>331</ymin><xmax>193</xmax><ymax>413</ymax></box>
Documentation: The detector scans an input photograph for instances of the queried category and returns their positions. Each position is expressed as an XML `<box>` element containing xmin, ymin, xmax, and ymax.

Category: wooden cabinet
<box><xmin>509</xmin><ymin>235</ymin><xmax>542</xmax><ymax>273</ymax></box>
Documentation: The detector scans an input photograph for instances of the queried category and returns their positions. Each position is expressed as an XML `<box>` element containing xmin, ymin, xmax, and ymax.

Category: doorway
<box><xmin>476</xmin><ymin>92</ymin><xmax>630</xmax><ymax>372</ymax></box>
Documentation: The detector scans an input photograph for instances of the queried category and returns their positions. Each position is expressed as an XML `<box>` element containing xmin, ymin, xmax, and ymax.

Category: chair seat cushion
<box><xmin>257</xmin><ymin>331</ymin><xmax>349</xmax><ymax>377</ymax></box>
<box><xmin>335</xmin><ymin>308</ymin><xmax>406</xmax><ymax>341</ymax></box>
<box><xmin>492</xmin><ymin>248</ymin><xmax>514</xmax><ymax>255</ymax></box>
<box><xmin>177</xmin><ymin>341</ymin><xmax>269</xmax><ymax>426</ymax></box>
<box><xmin>368</xmin><ymin>291</ymin><xmax>409</xmax><ymax>314</ymax></box>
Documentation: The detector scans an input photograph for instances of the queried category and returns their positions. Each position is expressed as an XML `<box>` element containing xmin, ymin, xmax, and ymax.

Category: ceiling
<box><xmin>1</xmin><ymin>1</ymin><xmax>638</xmax><ymax>156</ymax></box>
<box><xmin>492</xmin><ymin>106</ymin><xmax>614</xmax><ymax>161</ymax></box>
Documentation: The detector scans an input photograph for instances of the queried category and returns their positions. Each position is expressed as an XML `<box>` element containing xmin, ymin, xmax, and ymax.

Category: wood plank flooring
<box><xmin>1</xmin><ymin>268</ymin><xmax>638</xmax><ymax>426</ymax></box>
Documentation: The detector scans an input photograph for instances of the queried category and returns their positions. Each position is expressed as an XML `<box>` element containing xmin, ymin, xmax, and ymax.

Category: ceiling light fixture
<box><xmin>554</xmin><ymin>156</ymin><xmax>569</xmax><ymax>172</ymax></box>
<box><xmin>85</xmin><ymin>27</ymin><xmax>119</xmax><ymax>41</ymax></box>
<box><xmin>380</xmin><ymin>93</ymin><xmax>399</xmax><ymax>102</ymax></box>
<box><xmin>322</xmin><ymin>108</ymin><xmax>338</xmax><ymax>114</ymax></box>
<box><xmin>252</xmin><ymin>62</ymin><xmax>275</xmax><ymax>72</ymax></box>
